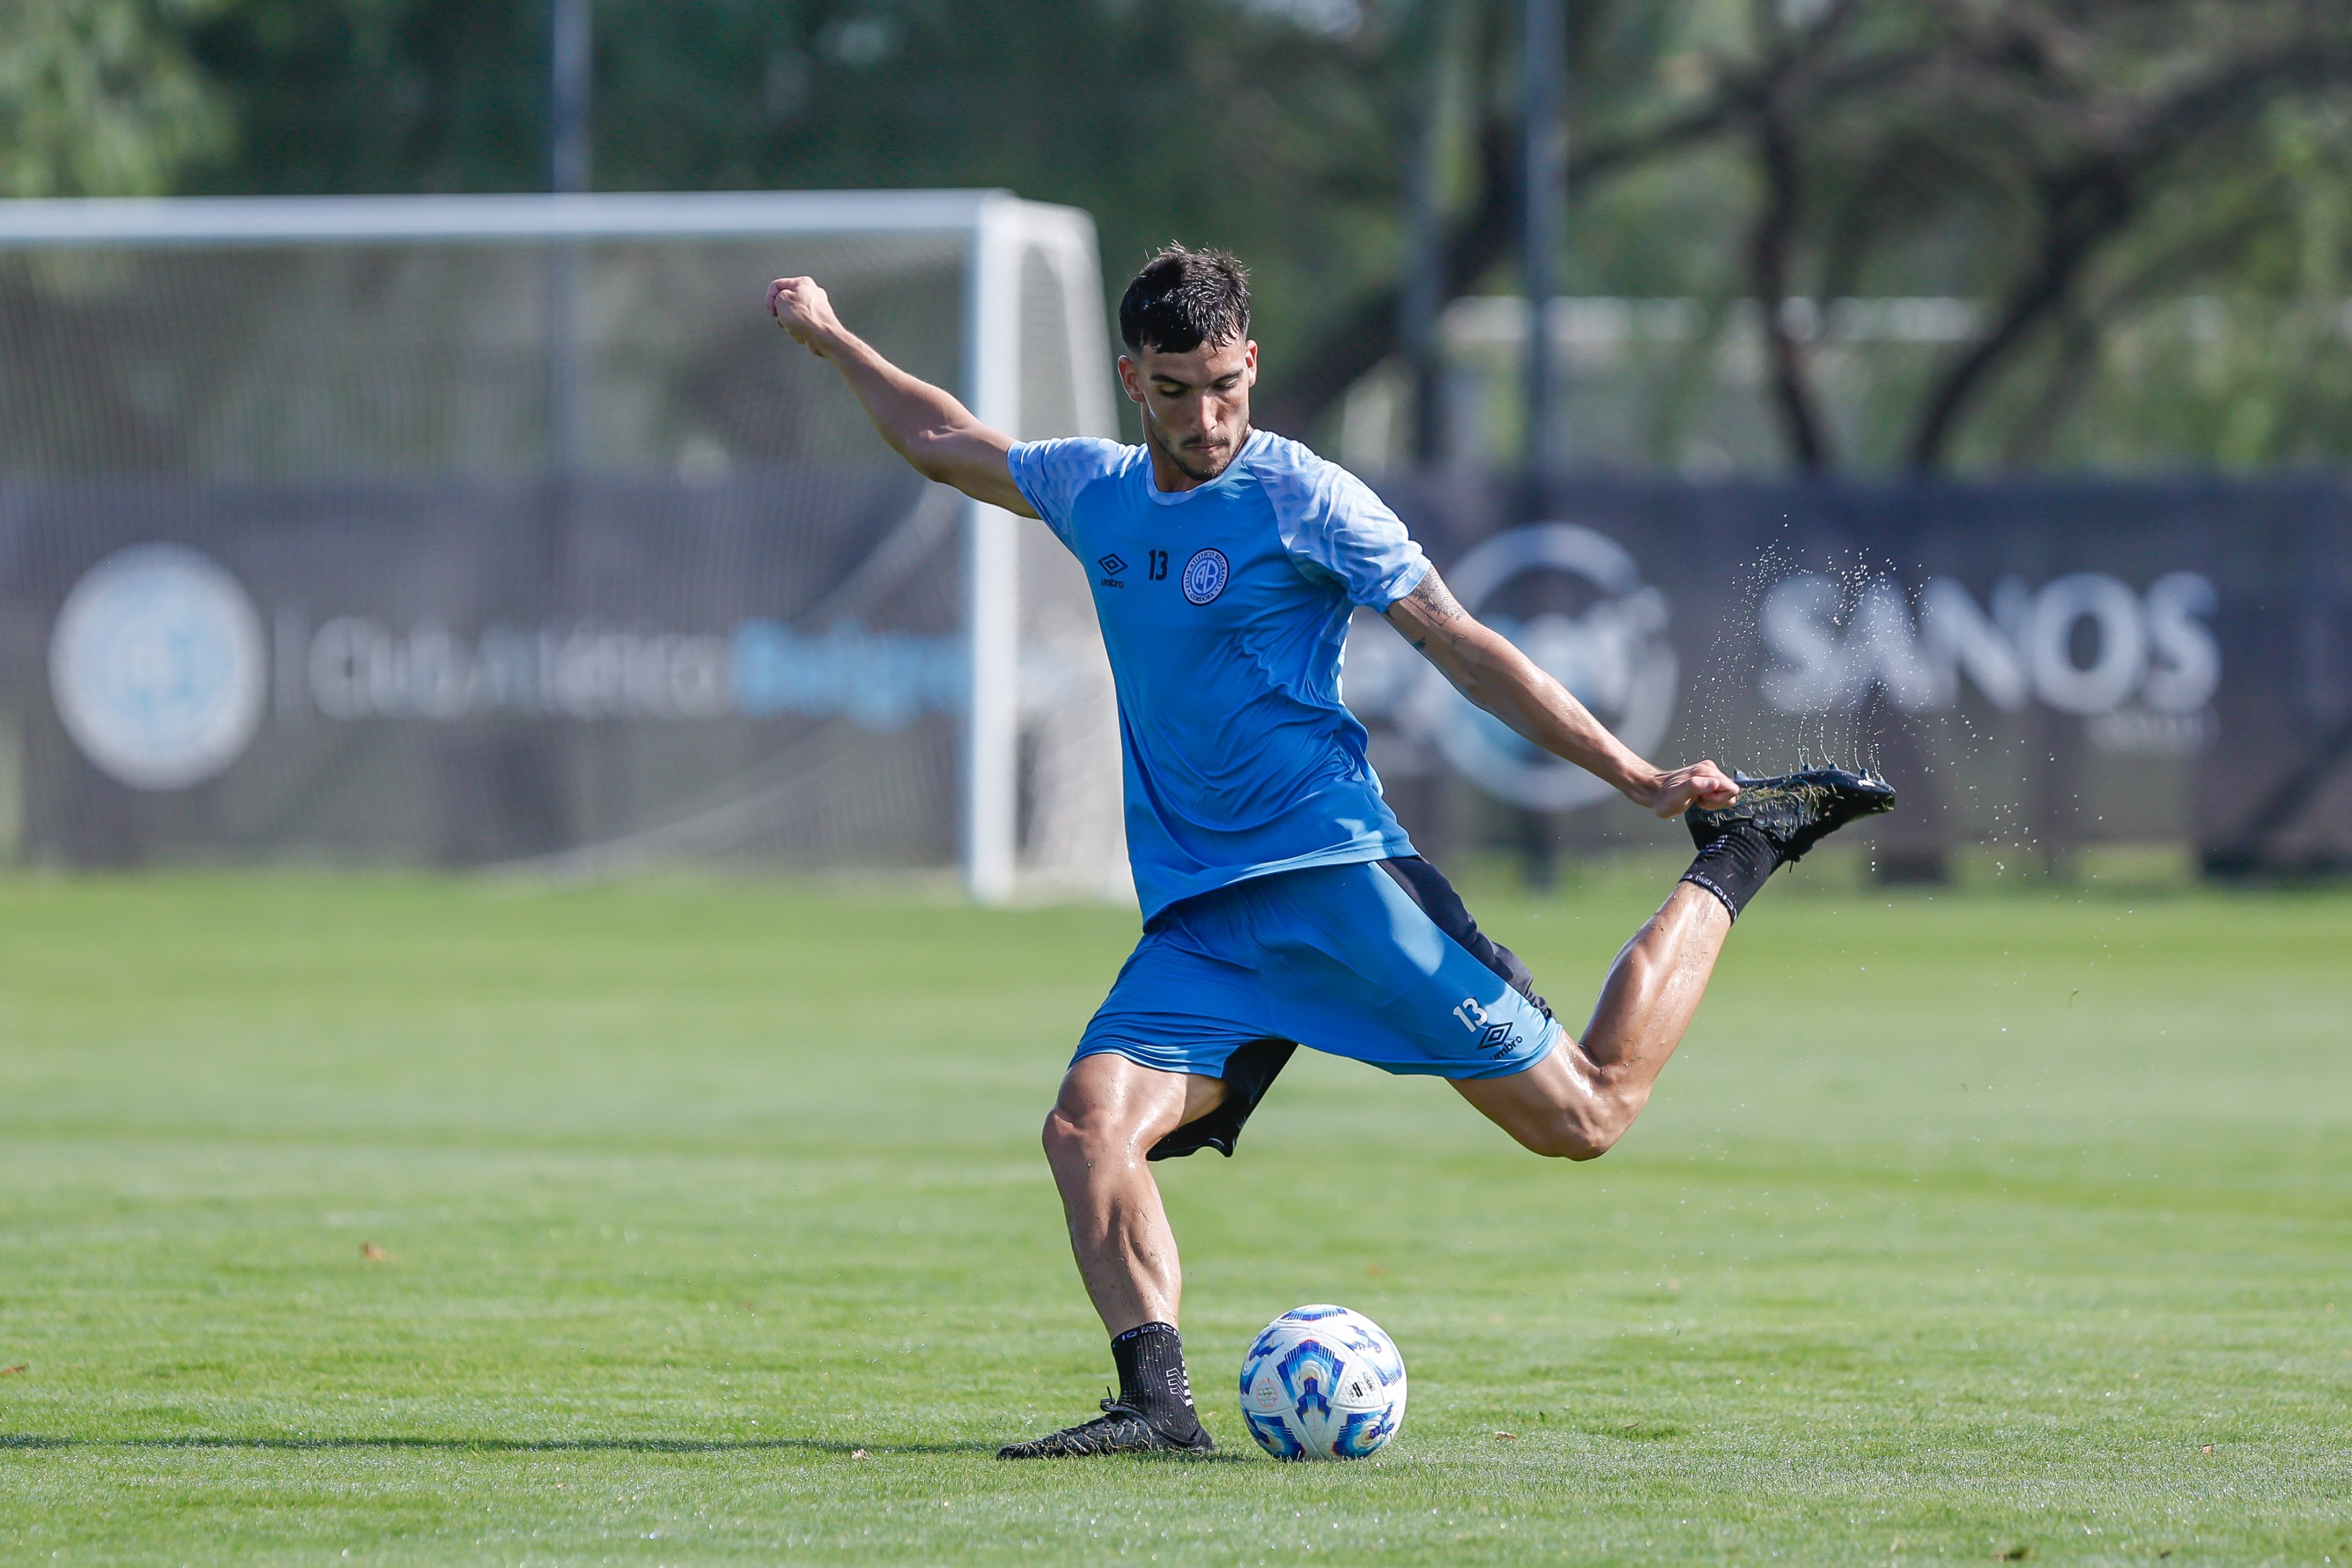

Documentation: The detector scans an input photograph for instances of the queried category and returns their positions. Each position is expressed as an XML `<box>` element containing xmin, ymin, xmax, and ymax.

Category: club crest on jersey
<box><xmin>1182</xmin><ymin>548</ymin><xmax>1230</xmax><ymax>605</ymax></box>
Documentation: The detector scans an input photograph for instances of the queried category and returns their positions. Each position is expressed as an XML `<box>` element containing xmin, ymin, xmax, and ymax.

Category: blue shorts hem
<box><xmin>1072</xmin><ymin>1016</ymin><xmax>1560</xmax><ymax>1084</ymax></box>
<box><xmin>1417</xmin><ymin>1018</ymin><xmax>1559</xmax><ymax>1081</ymax></box>
<box><xmin>1076</xmin><ymin>860</ymin><xmax>1561</xmax><ymax>1085</ymax></box>
<box><xmin>1069</xmin><ymin>1034</ymin><xmax>1243</xmax><ymax>1079</ymax></box>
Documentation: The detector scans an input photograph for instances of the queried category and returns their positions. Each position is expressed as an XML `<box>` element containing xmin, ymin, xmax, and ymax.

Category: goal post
<box><xmin>0</xmin><ymin>191</ymin><xmax>1127</xmax><ymax>900</ymax></box>
<box><xmin>959</xmin><ymin>193</ymin><xmax>1122</xmax><ymax>903</ymax></box>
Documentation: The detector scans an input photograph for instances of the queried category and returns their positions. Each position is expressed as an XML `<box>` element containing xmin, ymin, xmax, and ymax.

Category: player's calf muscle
<box><xmin>1457</xmin><ymin>1051</ymin><xmax>1641</xmax><ymax>1161</ymax></box>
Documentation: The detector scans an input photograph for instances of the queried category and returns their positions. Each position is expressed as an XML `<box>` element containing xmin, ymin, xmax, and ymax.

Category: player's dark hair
<box><xmin>1117</xmin><ymin>245</ymin><xmax>1251</xmax><ymax>355</ymax></box>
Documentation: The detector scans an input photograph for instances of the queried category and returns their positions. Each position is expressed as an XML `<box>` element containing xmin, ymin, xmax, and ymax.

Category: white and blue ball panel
<box><xmin>1240</xmin><ymin>1304</ymin><xmax>1409</xmax><ymax>1460</ymax></box>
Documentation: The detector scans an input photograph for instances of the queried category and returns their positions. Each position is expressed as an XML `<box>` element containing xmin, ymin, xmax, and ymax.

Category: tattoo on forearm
<box><xmin>1407</xmin><ymin>571</ymin><xmax>1468</xmax><ymax>623</ymax></box>
<box><xmin>1400</xmin><ymin>570</ymin><xmax>1469</xmax><ymax>649</ymax></box>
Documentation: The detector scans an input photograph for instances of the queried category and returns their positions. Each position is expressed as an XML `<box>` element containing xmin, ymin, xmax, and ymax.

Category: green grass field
<box><xmin>1</xmin><ymin>866</ymin><xmax>2346</xmax><ymax>1565</ymax></box>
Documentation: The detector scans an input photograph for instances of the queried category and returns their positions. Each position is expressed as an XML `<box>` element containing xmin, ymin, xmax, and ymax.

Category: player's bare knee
<box><xmin>1042</xmin><ymin>1100</ymin><xmax>1136</xmax><ymax>1167</ymax></box>
<box><xmin>1040</xmin><ymin>1104</ymin><xmax>1099</xmax><ymax>1171</ymax></box>
<box><xmin>1042</xmin><ymin>1104</ymin><xmax>1090</xmax><ymax>1152</ymax></box>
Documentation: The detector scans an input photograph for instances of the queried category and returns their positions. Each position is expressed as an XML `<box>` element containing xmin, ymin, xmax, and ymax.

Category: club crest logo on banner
<box><xmin>1436</xmin><ymin>525</ymin><xmax>1678</xmax><ymax>808</ymax></box>
<box><xmin>48</xmin><ymin>544</ymin><xmax>270</xmax><ymax>791</ymax></box>
<box><xmin>1345</xmin><ymin>523</ymin><xmax>1678</xmax><ymax>810</ymax></box>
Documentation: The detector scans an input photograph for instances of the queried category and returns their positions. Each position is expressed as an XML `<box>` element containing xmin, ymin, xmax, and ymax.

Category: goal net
<box><xmin>0</xmin><ymin>191</ymin><xmax>1127</xmax><ymax>901</ymax></box>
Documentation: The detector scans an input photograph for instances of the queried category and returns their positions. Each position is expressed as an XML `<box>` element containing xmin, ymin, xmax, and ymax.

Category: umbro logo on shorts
<box><xmin>1452</xmin><ymin>998</ymin><xmax>1523</xmax><ymax>1054</ymax></box>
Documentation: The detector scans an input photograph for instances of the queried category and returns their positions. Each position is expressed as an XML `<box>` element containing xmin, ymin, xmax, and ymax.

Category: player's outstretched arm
<box><xmin>767</xmin><ymin>276</ymin><xmax>1036</xmax><ymax>517</ymax></box>
<box><xmin>1384</xmin><ymin>567</ymin><xmax>1738</xmax><ymax>818</ymax></box>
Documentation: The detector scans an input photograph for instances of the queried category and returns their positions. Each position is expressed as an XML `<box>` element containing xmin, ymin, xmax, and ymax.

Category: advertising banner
<box><xmin>3</xmin><ymin>472</ymin><xmax>2346</xmax><ymax>877</ymax></box>
<box><xmin>1348</xmin><ymin>477</ymin><xmax>2352</xmax><ymax>875</ymax></box>
<box><xmin>1</xmin><ymin>468</ymin><xmax>976</xmax><ymax>869</ymax></box>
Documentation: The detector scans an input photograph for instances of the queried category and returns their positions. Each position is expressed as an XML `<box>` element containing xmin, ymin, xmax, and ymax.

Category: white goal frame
<box><xmin>0</xmin><ymin>189</ymin><xmax>1121</xmax><ymax>904</ymax></box>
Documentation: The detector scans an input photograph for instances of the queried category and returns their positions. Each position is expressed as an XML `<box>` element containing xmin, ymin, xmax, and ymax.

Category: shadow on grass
<box><xmin>4</xmin><ymin>1433</ymin><xmax>1262</xmax><ymax>1464</ymax></box>
<box><xmin>4</xmin><ymin>1433</ymin><xmax>991</xmax><ymax>1456</ymax></box>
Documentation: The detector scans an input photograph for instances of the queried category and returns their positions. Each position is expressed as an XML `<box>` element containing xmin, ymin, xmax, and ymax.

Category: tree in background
<box><xmin>1715</xmin><ymin>0</ymin><xmax>2352</xmax><ymax>472</ymax></box>
<box><xmin>13</xmin><ymin>0</ymin><xmax>2352</xmax><ymax>472</ymax></box>
<box><xmin>1</xmin><ymin>0</ymin><xmax>232</xmax><ymax>196</ymax></box>
<box><xmin>167</xmin><ymin>0</ymin><xmax>1422</xmax><ymax>386</ymax></box>
<box><xmin>1271</xmin><ymin>0</ymin><xmax>2352</xmax><ymax>473</ymax></box>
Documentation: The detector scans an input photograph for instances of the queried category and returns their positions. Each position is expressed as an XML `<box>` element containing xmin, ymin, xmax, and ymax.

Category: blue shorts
<box><xmin>1075</xmin><ymin>857</ymin><xmax>1561</xmax><ymax>1082</ymax></box>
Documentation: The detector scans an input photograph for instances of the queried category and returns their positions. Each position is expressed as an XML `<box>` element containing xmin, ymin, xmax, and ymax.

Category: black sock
<box><xmin>1680</xmin><ymin>822</ymin><xmax>1781</xmax><ymax>921</ymax></box>
<box><xmin>1110</xmin><ymin>1322</ymin><xmax>1201</xmax><ymax>1437</ymax></box>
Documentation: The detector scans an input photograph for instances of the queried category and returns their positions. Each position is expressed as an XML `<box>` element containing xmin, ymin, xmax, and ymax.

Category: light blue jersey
<box><xmin>1007</xmin><ymin>429</ymin><xmax>1429</xmax><ymax>920</ymax></box>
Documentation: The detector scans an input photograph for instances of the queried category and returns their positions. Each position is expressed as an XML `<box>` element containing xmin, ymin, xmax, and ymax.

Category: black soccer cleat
<box><xmin>1685</xmin><ymin>765</ymin><xmax>1897</xmax><ymax>866</ymax></box>
<box><xmin>995</xmin><ymin>1393</ymin><xmax>1216</xmax><ymax>1459</ymax></box>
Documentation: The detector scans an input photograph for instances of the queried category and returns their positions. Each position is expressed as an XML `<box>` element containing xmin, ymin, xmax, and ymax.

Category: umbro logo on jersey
<box><xmin>1098</xmin><ymin>552</ymin><xmax>1128</xmax><ymax>587</ymax></box>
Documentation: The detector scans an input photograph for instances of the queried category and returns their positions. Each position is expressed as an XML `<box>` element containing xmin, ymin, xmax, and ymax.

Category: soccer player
<box><xmin>768</xmin><ymin>246</ymin><xmax>1891</xmax><ymax>1458</ymax></box>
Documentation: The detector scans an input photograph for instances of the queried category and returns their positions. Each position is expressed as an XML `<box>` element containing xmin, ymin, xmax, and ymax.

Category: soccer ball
<box><xmin>1237</xmin><ymin>1304</ymin><xmax>1407</xmax><ymax>1460</ymax></box>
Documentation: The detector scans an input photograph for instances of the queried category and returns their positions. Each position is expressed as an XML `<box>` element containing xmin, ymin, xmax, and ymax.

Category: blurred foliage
<box><xmin>168</xmin><ymin>0</ymin><xmax>1425</xmax><ymax>386</ymax></box>
<box><xmin>1684</xmin><ymin>0</ymin><xmax>2352</xmax><ymax>471</ymax></box>
<box><xmin>7</xmin><ymin>0</ymin><xmax>2352</xmax><ymax>471</ymax></box>
<box><xmin>0</xmin><ymin>0</ymin><xmax>233</xmax><ymax>195</ymax></box>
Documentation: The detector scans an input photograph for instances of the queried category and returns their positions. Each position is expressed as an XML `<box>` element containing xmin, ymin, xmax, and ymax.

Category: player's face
<box><xmin>1119</xmin><ymin>337</ymin><xmax>1258</xmax><ymax>485</ymax></box>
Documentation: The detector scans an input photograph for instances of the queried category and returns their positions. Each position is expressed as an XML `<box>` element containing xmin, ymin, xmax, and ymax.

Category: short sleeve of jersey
<box><xmin>1006</xmin><ymin>438</ymin><xmax>1129</xmax><ymax>549</ymax></box>
<box><xmin>1256</xmin><ymin>437</ymin><xmax>1430</xmax><ymax>610</ymax></box>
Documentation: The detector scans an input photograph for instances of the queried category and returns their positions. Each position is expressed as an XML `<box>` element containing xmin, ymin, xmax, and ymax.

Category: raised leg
<box><xmin>1452</xmin><ymin>880</ymin><xmax>1731</xmax><ymax>1160</ymax></box>
<box><xmin>1040</xmin><ymin>1052</ymin><xmax>1226</xmax><ymax>1334</ymax></box>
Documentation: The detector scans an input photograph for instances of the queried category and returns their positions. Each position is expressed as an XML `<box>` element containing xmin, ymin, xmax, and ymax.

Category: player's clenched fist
<box><xmin>1641</xmin><ymin>760</ymin><xmax>1740</xmax><ymax>818</ymax></box>
<box><xmin>767</xmin><ymin>276</ymin><xmax>842</xmax><ymax>355</ymax></box>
